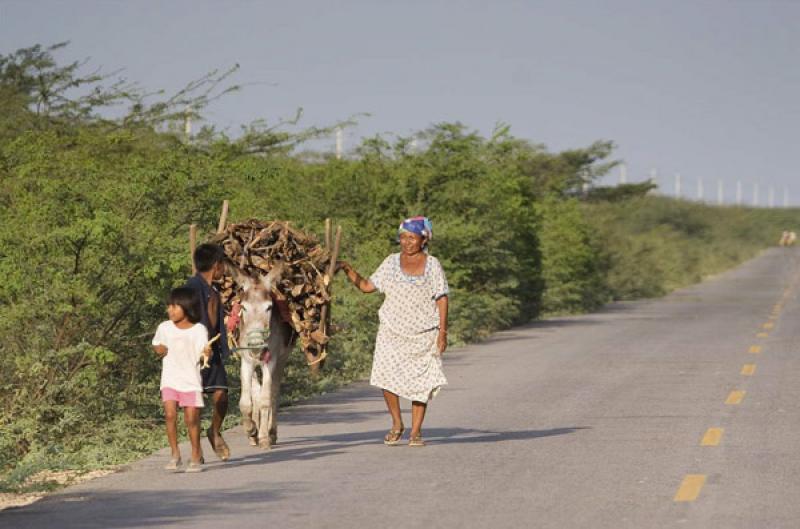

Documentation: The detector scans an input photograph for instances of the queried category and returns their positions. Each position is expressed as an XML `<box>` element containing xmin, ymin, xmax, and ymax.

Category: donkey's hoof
<box><xmin>248</xmin><ymin>436</ymin><xmax>258</xmax><ymax>447</ymax></box>
<box><xmin>244</xmin><ymin>423</ymin><xmax>258</xmax><ymax>439</ymax></box>
<box><xmin>258</xmin><ymin>438</ymin><xmax>272</xmax><ymax>450</ymax></box>
<box><xmin>269</xmin><ymin>433</ymin><xmax>278</xmax><ymax>446</ymax></box>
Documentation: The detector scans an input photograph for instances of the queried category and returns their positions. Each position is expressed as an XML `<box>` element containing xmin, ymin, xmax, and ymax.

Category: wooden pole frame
<box><xmin>318</xmin><ymin>225</ymin><xmax>342</xmax><ymax>360</ymax></box>
<box><xmin>217</xmin><ymin>200</ymin><xmax>229</xmax><ymax>234</ymax></box>
<box><xmin>189</xmin><ymin>224</ymin><xmax>197</xmax><ymax>275</ymax></box>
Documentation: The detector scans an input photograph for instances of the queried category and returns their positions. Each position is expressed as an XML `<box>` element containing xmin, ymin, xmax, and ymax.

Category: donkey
<box><xmin>227</xmin><ymin>263</ymin><xmax>295</xmax><ymax>449</ymax></box>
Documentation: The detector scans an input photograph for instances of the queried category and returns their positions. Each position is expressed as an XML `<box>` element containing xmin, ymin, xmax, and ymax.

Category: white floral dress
<box><xmin>369</xmin><ymin>253</ymin><xmax>449</xmax><ymax>402</ymax></box>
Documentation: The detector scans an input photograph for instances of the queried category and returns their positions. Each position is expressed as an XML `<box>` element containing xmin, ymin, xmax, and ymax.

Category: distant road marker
<box><xmin>725</xmin><ymin>390</ymin><xmax>746</xmax><ymax>405</ymax></box>
<box><xmin>763</xmin><ymin>322</ymin><xmax>774</xmax><ymax>330</ymax></box>
<box><xmin>741</xmin><ymin>364</ymin><xmax>756</xmax><ymax>376</ymax></box>
<box><xmin>757</xmin><ymin>332</ymin><xmax>769</xmax><ymax>338</ymax></box>
<box><xmin>700</xmin><ymin>428</ymin><xmax>724</xmax><ymax>446</ymax></box>
<box><xmin>674</xmin><ymin>475</ymin><xmax>706</xmax><ymax>502</ymax></box>
<box><xmin>749</xmin><ymin>345</ymin><xmax>762</xmax><ymax>354</ymax></box>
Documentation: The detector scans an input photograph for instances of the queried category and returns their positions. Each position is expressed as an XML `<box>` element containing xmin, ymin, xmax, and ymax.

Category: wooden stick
<box><xmin>189</xmin><ymin>224</ymin><xmax>197</xmax><ymax>275</ymax></box>
<box><xmin>201</xmin><ymin>334</ymin><xmax>221</xmax><ymax>369</ymax></box>
<box><xmin>328</xmin><ymin>225</ymin><xmax>342</xmax><ymax>276</ymax></box>
<box><xmin>217</xmin><ymin>200</ymin><xmax>229</xmax><ymax>234</ymax></box>
<box><xmin>324</xmin><ymin>218</ymin><xmax>331</xmax><ymax>249</ymax></box>
<box><xmin>318</xmin><ymin>225</ymin><xmax>342</xmax><ymax>360</ymax></box>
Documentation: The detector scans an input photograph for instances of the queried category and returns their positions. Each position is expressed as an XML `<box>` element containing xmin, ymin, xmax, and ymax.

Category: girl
<box><xmin>152</xmin><ymin>287</ymin><xmax>211</xmax><ymax>472</ymax></box>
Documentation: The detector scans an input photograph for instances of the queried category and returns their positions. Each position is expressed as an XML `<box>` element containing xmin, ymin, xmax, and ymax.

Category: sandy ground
<box><xmin>0</xmin><ymin>469</ymin><xmax>116</xmax><ymax>511</ymax></box>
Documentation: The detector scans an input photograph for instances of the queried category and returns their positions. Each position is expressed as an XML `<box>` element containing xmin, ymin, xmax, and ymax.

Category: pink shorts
<box><xmin>161</xmin><ymin>388</ymin><xmax>204</xmax><ymax>408</ymax></box>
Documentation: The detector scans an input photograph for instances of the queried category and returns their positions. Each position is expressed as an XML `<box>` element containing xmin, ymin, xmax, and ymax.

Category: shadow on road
<box><xmin>1</xmin><ymin>486</ymin><xmax>298</xmax><ymax>528</ymax></box>
<box><xmin>425</xmin><ymin>426</ymin><xmax>590</xmax><ymax>444</ymax></box>
<box><xmin>212</xmin><ymin>426</ymin><xmax>588</xmax><ymax>471</ymax></box>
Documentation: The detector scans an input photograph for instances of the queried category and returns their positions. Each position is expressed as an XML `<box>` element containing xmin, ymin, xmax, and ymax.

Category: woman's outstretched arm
<box><xmin>339</xmin><ymin>261</ymin><xmax>376</xmax><ymax>293</ymax></box>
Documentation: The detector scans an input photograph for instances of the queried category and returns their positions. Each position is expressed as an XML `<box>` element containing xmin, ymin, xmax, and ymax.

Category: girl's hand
<box><xmin>200</xmin><ymin>344</ymin><xmax>212</xmax><ymax>369</ymax></box>
<box><xmin>154</xmin><ymin>344</ymin><xmax>168</xmax><ymax>358</ymax></box>
<box><xmin>437</xmin><ymin>331</ymin><xmax>447</xmax><ymax>355</ymax></box>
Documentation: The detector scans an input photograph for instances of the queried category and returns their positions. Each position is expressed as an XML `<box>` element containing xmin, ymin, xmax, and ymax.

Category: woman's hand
<box><xmin>436</xmin><ymin>296</ymin><xmax>448</xmax><ymax>355</ymax></box>
<box><xmin>153</xmin><ymin>344</ymin><xmax>168</xmax><ymax>358</ymax></box>
<box><xmin>437</xmin><ymin>330</ymin><xmax>447</xmax><ymax>355</ymax></box>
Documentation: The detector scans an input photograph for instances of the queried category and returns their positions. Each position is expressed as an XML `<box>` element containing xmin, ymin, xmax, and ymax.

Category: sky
<box><xmin>1</xmin><ymin>0</ymin><xmax>798</xmax><ymax>204</ymax></box>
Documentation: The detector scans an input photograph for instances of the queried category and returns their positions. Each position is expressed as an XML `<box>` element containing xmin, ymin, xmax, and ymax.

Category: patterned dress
<box><xmin>369</xmin><ymin>253</ymin><xmax>449</xmax><ymax>402</ymax></box>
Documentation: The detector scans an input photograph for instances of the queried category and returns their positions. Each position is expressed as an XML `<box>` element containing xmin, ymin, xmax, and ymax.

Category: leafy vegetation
<box><xmin>1</xmin><ymin>44</ymin><xmax>798</xmax><ymax>491</ymax></box>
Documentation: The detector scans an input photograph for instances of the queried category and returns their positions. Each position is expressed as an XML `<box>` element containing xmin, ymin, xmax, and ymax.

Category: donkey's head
<box><xmin>227</xmin><ymin>262</ymin><xmax>285</xmax><ymax>360</ymax></box>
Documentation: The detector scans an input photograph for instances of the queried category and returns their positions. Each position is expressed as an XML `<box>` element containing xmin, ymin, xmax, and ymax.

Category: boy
<box><xmin>185</xmin><ymin>243</ymin><xmax>231</xmax><ymax>461</ymax></box>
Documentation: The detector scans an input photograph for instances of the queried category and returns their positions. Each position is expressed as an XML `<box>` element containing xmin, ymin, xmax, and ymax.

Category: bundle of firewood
<box><xmin>209</xmin><ymin>219</ymin><xmax>339</xmax><ymax>362</ymax></box>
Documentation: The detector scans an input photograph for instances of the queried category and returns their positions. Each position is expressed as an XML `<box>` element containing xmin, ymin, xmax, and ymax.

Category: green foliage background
<box><xmin>2</xmin><ymin>44</ymin><xmax>798</xmax><ymax>490</ymax></box>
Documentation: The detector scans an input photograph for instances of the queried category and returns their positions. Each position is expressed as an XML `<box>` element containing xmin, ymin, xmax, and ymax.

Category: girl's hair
<box><xmin>167</xmin><ymin>287</ymin><xmax>203</xmax><ymax>324</ymax></box>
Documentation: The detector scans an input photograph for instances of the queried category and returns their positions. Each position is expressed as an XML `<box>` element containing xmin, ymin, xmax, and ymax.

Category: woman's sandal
<box><xmin>383</xmin><ymin>427</ymin><xmax>405</xmax><ymax>446</ymax></box>
<box><xmin>408</xmin><ymin>434</ymin><xmax>425</xmax><ymax>447</ymax></box>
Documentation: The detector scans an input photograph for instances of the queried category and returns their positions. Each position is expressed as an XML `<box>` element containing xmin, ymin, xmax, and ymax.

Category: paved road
<box><xmin>5</xmin><ymin>248</ymin><xmax>800</xmax><ymax>529</ymax></box>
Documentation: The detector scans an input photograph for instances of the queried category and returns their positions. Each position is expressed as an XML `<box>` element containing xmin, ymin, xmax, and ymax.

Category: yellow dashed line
<box><xmin>763</xmin><ymin>322</ymin><xmax>774</xmax><ymax>329</ymax></box>
<box><xmin>725</xmin><ymin>390</ymin><xmax>746</xmax><ymax>405</ymax></box>
<box><xmin>749</xmin><ymin>345</ymin><xmax>762</xmax><ymax>354</ymax></box>
<box><xmin>757</xmin><ymin>332</ymin><xmax>769</xmax><ymax>338</ymax></box>
<box><xmin>741</xmin><ymin>364</ymin><xmax>757</xmax><ymax>376</ymax></box>
<box><xmin>674</xmin><ymin>475</ymin><xmax>706</xmax><ymax>502</ymax></box>
<box><xmin>700</xmin><ymin>428</ymin><xmax>724</xmax><ymax>446</ymax></box>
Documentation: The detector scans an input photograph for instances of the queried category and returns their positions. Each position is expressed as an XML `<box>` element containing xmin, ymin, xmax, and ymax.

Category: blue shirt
<box><xmin>184</xmin><ymin>274</ymin><xmax>230</xmax><ymax>361</ymax></box>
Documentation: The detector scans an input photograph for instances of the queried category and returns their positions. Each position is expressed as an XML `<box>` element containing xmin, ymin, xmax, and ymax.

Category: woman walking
<box><xmin>340</xmin><ymin>216</ymin><xmax>449</xmax><ymax>447</ymax></box>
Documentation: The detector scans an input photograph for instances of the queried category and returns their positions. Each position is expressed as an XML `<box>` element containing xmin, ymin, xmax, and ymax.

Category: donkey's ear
<box><xmin>261</xmin><ymin>261</ymin><xmax>286</xmax><ymax>290</ymax></box>
<box><xmin>226</xmin><ymin>261</ymin><xmax>255</xmax><ymax>292</ymax></box>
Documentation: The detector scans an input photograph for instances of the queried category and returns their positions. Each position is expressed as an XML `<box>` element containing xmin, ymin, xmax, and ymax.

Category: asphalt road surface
<box><xmin>5</xmin><ymin>248</ymin><xmax>800</xmax><ymax>529</ymax></box>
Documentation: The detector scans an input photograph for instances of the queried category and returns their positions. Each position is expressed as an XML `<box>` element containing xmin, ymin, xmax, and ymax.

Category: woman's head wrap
<box><xmin>398</xmin><ymin>216</ymin><xmax>433</xmax><ymax>242</ymax></box>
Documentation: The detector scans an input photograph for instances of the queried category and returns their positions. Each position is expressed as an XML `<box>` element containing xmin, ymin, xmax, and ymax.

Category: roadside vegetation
<box><xmin>2</xmin><ymin>44</ymin><xmax>797</xmax><ymax>492</ymax></box>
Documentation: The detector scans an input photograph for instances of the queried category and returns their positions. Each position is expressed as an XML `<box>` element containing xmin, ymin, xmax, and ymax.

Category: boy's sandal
<box><xmin>218</xmin><ymin>437</ymin><xmax>230</xmax><ymax>461</ymax></box>
<box><xmin>207</xmin><ymin>429</ymin><xmax>230</xmax><ymax>461</ymax></box>
<box><xmin>408</xmin><ymin>434</ymin><xmax>425</xmax><ymax>447</ymax></box>
<box><xmin>383</xmin><ymin>427</ymin><xmax>405</xmax><ymax>446</ymax></box>
<box><xmin>164</xmin><ymin>457</ymin><xmax>182</xmax><ymax>471</ymax></box>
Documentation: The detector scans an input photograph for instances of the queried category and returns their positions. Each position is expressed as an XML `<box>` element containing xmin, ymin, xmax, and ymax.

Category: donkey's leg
<box><xmin>249</xmin><ymin>368</ymin><xmax>262</xmax><ymax>446</ymax></box>
<box><xmin>256</xmin><ymin>359</ymin><xmax>275</xmax><ymax>450</ymax></box>
<box><xmin>268</xmin><ymin>345</ymin><xmax>291</xmax><ymax>446</ymax></box>
<box><xmin>239</xmin><ymin>358</ymin><xmax>258</xmax><ymax>442</ymax></box>
<box><xmin>267</xmin><ymin>374</ymin><xmax>281</xmax><ymax>446</ymax></box>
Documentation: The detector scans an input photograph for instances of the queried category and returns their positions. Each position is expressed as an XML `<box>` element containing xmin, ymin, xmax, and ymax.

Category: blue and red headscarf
<box><xmin>398</xmin><ymin>216</ymin><xmax>433</xmax><ymax>245</ymax></box>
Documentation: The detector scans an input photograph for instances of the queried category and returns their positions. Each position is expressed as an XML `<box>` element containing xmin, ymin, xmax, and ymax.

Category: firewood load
<box><xmin>209</xmin><ymin>219</ymin><xmax>338</xmax><ymax>364</ymax></box>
